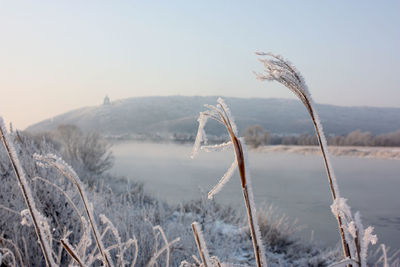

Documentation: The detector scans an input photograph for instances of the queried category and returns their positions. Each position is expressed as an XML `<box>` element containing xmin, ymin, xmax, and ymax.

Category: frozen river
<box><xmin>111</xmin><ymin>141</ymin><xmax>400</xmax><ymax>249</ymax></box>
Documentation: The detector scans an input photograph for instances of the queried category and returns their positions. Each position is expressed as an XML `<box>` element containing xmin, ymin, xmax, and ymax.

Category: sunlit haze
<box><xmin>1</xmin><ymin>1</ymin><xmax>399</xmax><ymax>129</ymax></box>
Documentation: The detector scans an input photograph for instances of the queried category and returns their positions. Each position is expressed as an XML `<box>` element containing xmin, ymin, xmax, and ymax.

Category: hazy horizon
<box><xmin>1</xmin><ymin>1</ymin><xmax>399</xmax><ymax>129</ymax></box>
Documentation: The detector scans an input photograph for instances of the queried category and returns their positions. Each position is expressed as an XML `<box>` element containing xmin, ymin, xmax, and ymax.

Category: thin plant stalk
<box><xmin>0</xmin><ymin>236</ymin><xmax>24</xmax><ymax>267</ymax></box>
<box><xmin>0</xmin><ymin>119</ymin><xmax>56</xmax><ymax>267</ymax></box>
<box><xmin>192</xmin><ymin>100</ymin><xmax>267</xmax><ymax>267</ymax></box>
<box><xmin>59</xmin><ymin>167</ymin><xmax>112</xmax><ymax>267</ymax></box>
<box><xmin>34</xmin><ymin>154</ymin><xmax>112</xmax><ymax>267</ymax></box>
<box><xmin>381</xmin><ymin>244</ymin><xmax>388</xmax><ymax>267</ymax></box>
<box><xmin>220</xmin><ymin>105</ymin><xmax>265</xmax><ymax>267</ymax></box>
<box><xmin>191</xmin><ymin>222</ymin><xmax>211</xmax><ymax>267</ymax></box>
<box><xmin>230</xmin><ymin>131</ymin><xmax>264</xmax><ymax>267</ymax></box>
<box><xmin>255</xmin><ymin>52</ymin><xmax>352</xmax><ymax>261</ymax></box>
<box><xmin>309</xmin><ymin>109</ymin><xmax>352</xmax><ymax>260</ymax></box>
<box><xmin>61</xmin><ymin>239</ymin><xmax>85</xmax><ymax>267</ymax></box>
<box><xmin>147</xmin><ymin>225</ymin><xmax>180</xmax><ymax>267</ymax></box>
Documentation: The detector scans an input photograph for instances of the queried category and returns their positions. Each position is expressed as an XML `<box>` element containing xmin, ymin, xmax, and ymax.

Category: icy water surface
<box><xmin>111</xmin><ymin>141</ymin><xmax>400</xmax><ymax>249</ymax></box>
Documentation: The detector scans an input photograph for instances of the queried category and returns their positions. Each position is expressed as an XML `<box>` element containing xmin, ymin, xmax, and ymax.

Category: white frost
<box><xmin>192</xmin><ymin>222</ymin><xmax>212</xmax><ymax>267</ymax></box>
<box><xmin>0</xmin><ymin>117</ymin><xmax>56</xmax><ymax>266</ymax></box>
<box><xmin>208</xmin><ymin>159</ymin><xmax>237</xmax><ymax>199</ymax></box>
<box><xmin>201</xmin><ymin>141</ymin><xmax>232</xmax><ymax>153</ymax></box>
<box><xmin>330</xmin><ymin>198</ymin><xmax>352</xmax><ymax>219</ymax></box>
<box><xmin>355</xmin><ymin>212</ymin><xmax>377</xmax><ymax>267</ymax></box>
<box><xmin>217</xmin><ymin>98</ymin><xmax>238</xmax><ymax>135</ymax></box>
<box><xmin>191</xmin><ymin>112</ymin><xmax>208</xmax><ymax>159</ymax></box>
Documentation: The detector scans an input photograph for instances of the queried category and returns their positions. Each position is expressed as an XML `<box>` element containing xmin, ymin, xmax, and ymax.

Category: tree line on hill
<box><xmin>243</xmin><ymin>125</ymin><xmax>400</xmax><ymax>148</ymax></box>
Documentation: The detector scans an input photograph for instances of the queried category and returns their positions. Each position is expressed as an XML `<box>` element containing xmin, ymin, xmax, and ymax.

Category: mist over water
<box><xmin>111</xmin><ymin>141</ymin><xmax>400</xmax><ymax>249</ymax></box>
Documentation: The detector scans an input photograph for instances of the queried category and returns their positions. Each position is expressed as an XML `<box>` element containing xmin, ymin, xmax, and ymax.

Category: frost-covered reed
<box><xmin>191</xmin><ymin>222</ymin><xmax>212</xmax><ymax>267</ymax></box>
<box><xmin>255</xmin><ymin>52</ymin><xmax>377</xmax><ymax>266</ymax></box>
<box><xmin>0</xmin><ymin>119</ymin><xmax>145</xmax><ymax>266</ymax></box>
<box><xmin>34</xmin><ymin>153</ymin><xmax>113</xmax><ymax>267</ymax></box>
<box><xmin>191</xmin><ymin>98</ymin><xmax>267</xmax><ymax>267</ymax></box>
<box><xmin>0</xmin><ymin>118</ymin><xmax>56</xmax><ymax>267</ymax></box>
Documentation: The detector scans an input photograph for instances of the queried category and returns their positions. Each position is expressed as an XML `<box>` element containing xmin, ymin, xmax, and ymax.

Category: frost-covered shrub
<box><xmin>25</xmin><ymin>124</ymin><xmax>114</xmax><ymax>184</ymax></box>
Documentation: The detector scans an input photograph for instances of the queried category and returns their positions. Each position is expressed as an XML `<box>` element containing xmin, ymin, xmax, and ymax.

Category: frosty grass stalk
<box><xmin>34</xmin><ymin>153</ymin><xmax>113</xmax><ymax>267</ymax></box>
<box><xmin>0</xmin><ymin>117</ymin><xmax>56</xmax><ymax>267</ymax></box>
<box><xmin>255</xmin><ymin>52</ymin><xmax>377</xmax><ymax>266</ymax></box>
<box><xmin>191</xmin><ymin>98</ymin><xmax>267</xmax><ymax>267</ymax></box>
<box><xmin>191</xmin><ymin>222</ymin><xmax>212</xmax><ymax>267</ymax></box>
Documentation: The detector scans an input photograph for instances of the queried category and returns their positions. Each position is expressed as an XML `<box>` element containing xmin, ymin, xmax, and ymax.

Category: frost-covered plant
<box><xmin>34</xmin><ymin>153</ymin><xmax>113</xmax><ymax>267</ymax></box>
<box><xmin>0</xmin><ymin>115</ymin><xmax>343</xmax><ymax>266</ymax></box>
<box><xmin>191</xmin><ymin>222</ymin><xmax>212</xmax><ymax>267</ymax></box>
<box><xmin>191</xmin><ymin>98</ymin><xmax>267</xmax><ymax>267</ymax></box>
<box><xmin>0</xmin><ymin>117</ymin><xmax>56</xmax><ymax>267</ymax></box>
<box><xmin>255</xmin><ymin>52</ymin><xmax>377</xmax><ymax>266</ymax></box>
<box><xmin>0</xmin><ymin>124</ymin><xmax>179</xmax><ymax>266</ymax></box>
<box><xmin>0</xmin><ymin>121</ymin><xmax>143</xmax><ymax>266</ymax></box>
<box><xmin>372</xmin><ymin>244</ymin><xmax>400</xmax><ymax>267</ymax></box>
<box><xmin>147</xmin><ymin>225</ymin><xmax>180</xmax><ymax>267</ymax></box>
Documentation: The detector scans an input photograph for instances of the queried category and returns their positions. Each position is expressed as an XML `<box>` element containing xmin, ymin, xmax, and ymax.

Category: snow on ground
<box><xmin>254</xmin><ymin>145</ymin><xmax>400</xmax><ymax>160</ymax></box>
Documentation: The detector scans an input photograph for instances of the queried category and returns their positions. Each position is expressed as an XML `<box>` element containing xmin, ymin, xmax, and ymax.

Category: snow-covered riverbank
<box><xmin>254</xmin><ymin>145</ymin><xmax>400</xmax><ymax>160</ymax></box>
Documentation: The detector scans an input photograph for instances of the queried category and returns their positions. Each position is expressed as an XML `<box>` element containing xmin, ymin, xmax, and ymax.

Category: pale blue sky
<box><xmin>1</xmin><ymin>1</ymin><xmax>399</xmax><ymax>129</ymax></box>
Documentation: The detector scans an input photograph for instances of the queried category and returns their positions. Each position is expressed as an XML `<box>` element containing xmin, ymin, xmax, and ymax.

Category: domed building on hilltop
<box><xmin>103</xmin><ymin>95</ymin><xmax>111</xmax><ymax>105</ymax></box>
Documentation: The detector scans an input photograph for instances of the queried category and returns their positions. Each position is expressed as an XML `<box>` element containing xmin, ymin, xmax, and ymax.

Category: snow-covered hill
<box><xmin>26</xmin><ymin>96</ymin><xmax>400</xmax><ymax>136</ymax></box>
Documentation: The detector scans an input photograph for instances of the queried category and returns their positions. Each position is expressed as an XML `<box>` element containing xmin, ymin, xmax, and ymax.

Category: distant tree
<box><xmin>282</xmin><ymin>135</ymin><xmax>297</xmax><ymax>145</ymax></box>
<box><xmin>375</xmin><ymin>130</ymin><xmax>400</xmax><ymax>146</ymax></box>
<box><xmin>297</xmin><ymin>134</ymin><xmax>318</xmax><ymax>146</ymax></box>
<box><xmin>328</xmin><ymin>135</ymin><xmax>345</xmax><ymax>146</ymax></box>
<box><xmin>79</xmin><ymin>132</ymin><xmax>114</xmax><ymax>175</ymax></box>
<box><xmin>47</xmin><ymin>125</ymin><xmax>114</xmax><ymax>179</ymax></box>
<box><xmin>244</xmin><ymin>125</ymin><xmax>270</xmax><ymax>147</ymax></box>
<box><xmin>344</xmin><ymin>130</ymin><xmax>373</xmax><ymax>146</ymax></box>
<box><xmin>54</xmin><ymin>125</ymin><xmax>82</xmax><ymax>160</ymax></box>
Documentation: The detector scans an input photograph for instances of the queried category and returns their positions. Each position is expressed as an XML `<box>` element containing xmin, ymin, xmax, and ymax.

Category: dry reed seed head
<box><xmin>217</xmin><ymin>97</ymin><xmax>238</xmax><ymax>135</ymax></box>
<box><xmin>191</xmin><ymin>98</ymin><xmax>242</xmax><ymax>199</ymax></box>
<box><xmin>255</xmin><ymin>51</ymin><xmax>343</xmax><ymax>196</ymax></box>
<box><xmin>191</xmin><ymin>98</ymin><xmax>238</xmax><ymax>159</ymax></box>
<box><xmin>254</xmin><ymin>51</ymin><xmax>311</xmax><ymax>103</ymax></box>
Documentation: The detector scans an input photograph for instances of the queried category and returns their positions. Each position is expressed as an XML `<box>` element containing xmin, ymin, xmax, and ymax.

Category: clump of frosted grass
<box><xmin>34</xmin><ymin>152</ymin><xmax>144</xmax><ymax>266</ymax></box>
<box><xmin>255</xmin><ymin>52</ymin><xmax>377</xmax><ymax>266</ymax></box>
<box><xmin>191</xmin><ymin>98</ymin><xmax>267</xmax><ymax>267</ymax></box>
<box><xmin>331</xmin><ymin>199</ymin><xmax>377</xmax><ymax>266</ymax></box>
<box><xmin>148</xmin><ymin>225</ymin><xmax>180</xmax><ymax>267</ymax></box>
<box><xmin>0</xmin><ymin>117</ymin><xmax>56</xmax><ymax>267</ymax></box>
<box><xmin>34</xmin><ymin>153</ymin><xmax>113</xmax><ymax>267</ymax></box>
